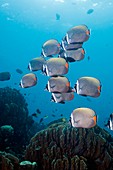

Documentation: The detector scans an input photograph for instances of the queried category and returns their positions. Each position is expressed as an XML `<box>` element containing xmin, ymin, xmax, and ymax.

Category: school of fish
<box><xmin>1</xmin><ymin>24</ymin><xmax>112</xmax><ymax>130</ymax></box>
<box><xmin>19</xmin><ymin>25</ymin><xmax>102</xmax><ymax>129</ymax></box>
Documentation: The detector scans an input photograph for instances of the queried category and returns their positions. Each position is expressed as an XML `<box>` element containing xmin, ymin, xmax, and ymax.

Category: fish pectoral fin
<box><xmin>51</xmin><ymin>85</ymin><xmax>56</xmax><ymax>89</ymax></box>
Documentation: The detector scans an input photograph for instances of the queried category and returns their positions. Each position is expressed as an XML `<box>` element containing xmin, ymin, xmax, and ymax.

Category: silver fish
<box><xmin>61</xmin><ymin>48</ymin><xmax>85</xmax><ymax>62</ymax></box>
<box><xmin>42</xmin><ymin>58</ymin><xmax>69</xmax><ymax>76</ymax></box>
<box><xmin>28</xmin><ymin>56</ymin><xmax>46</xmax><ymax>71</ymax></box>
<box><xmin>42</xmin><ymin>39</ymin><xmax>61</xmax><ymax>57</ymax></box>
<box><xmin>51</xmin><ymin>91</ymin><xmax>74</xmax><ymax>104</ymax></box>
<box><xmin>66</xmin><ymin>25</ymin><xmax>90</xmax><ymax>44</ymax></box>
<box><xmin>70</xmin><ymin>107</ymin><xmax>97</xmax><ymax>128</ymax></box>
<box><xmin>20</xmin><ymin>73</ymin><xmax>37</xmax><ymax>88</ymax></box>
<box><xmin>74</xmin><ymin>76</ymin><xmax>101</xmax><ymax>97</ymax></box>
<box><xmin>105</xmin><ymin>113</ymin><xmax>113</xmax><ymax>130</ymax></box>
<box><xmin>45</xmin><ymin>76</ymin><xmax>71</xmax><ymax>93</ymax></box>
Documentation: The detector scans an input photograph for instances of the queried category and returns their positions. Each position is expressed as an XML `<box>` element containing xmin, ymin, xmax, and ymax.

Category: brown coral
<box><xmin>25</xmin><ymin>122</ymin><xmax>113</xmax><ymax>170</ymax></box>
<box><xmin>0</xmin><ymin>151</ymin><xmax>19</xmax><ymax>170</ymax></box>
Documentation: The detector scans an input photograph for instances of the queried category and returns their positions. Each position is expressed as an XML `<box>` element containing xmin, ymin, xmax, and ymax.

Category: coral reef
<box><xmin>25</xmin><ymin>122</ymin><xmax>113</xmax><ymax>170</ymax></box>
<box><xmin>0</xmin><ymin>87</ymin><xmax>45</xmax><ymax>157</ymax></box>
<box><xmin>0</xmin><ymin>151</ymin><xmax>37</xmax><ymax>170</ymax></box>
<box><xmin>0</xmin><ymin>87</ymin><xmax>31</xmax><ymax>155</ymax></box>
<box><xmin>19</xmin><ymin>161</ymin><xmax>37</xmax><ymax>170</ymax></box>
<box><xmin>0</xmin><ymin>87</ymin><xmax>113</xmax><ymax>170</ymax></box>
<box><xmin>0</xmin><ymin>151</ymin><xmax>19</xmax><ymax>170</ymax></box>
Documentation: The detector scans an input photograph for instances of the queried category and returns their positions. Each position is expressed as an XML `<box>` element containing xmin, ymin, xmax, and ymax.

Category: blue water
<box><xmin>0</xmin><ymin>0</ymin><xmax>113</xmax><ymax>135</ymax></box>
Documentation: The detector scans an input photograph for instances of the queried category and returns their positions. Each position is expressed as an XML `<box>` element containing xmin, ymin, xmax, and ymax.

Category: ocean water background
<box><xmin>0</xmin><ymin>0</ymin><xmax>113</xmax><ymax>135</ymax></box>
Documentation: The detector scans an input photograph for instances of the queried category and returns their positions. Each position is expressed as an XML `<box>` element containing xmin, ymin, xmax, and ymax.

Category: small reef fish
<box><xmin>42</xmin><ymin>39</ymin><xmax>61</xmax><ymax>57</ymax></box>
<box><xmin>73</xmin><ymin>76</ymin><xmax>101</xmax><ymax>97</ymax></box>
<box><xmin>42</xmin><ymin>58</ymin><xmax>69</xmax><ymax>76</ymax></box>
<box><xmin>52</xmin><ymin>114</ymin><xmax>56</xmax><ymax>117</ymax></box>
<box><xmin>36</xmin><ymin>109</ymin><xmax>41</xmax><ymax>114</ymax></box>
<box><xmin>0</xmin><ymin>72</ymin><xmax>11</xmax><ymax>81</ymax></box>
<box><xmin>39</xmin><ymin>118</ymin><xmax>44</xmax><ymax>124</ymax></box>
<box><xmin>28</xmin><ymin>56</ymin><xmax>46</xmax><ymax>71</ymax></box>
<box><xmin>104</xmin><ymin>113</ymin><xmax>113</xmax><ymax>130</ymax></box>
<box><xmin>45</xmin><ymin>76</ymin><xmax>71</xmax><ymax>93</ymax></box>
<box><xmin>61</xmin><ymin>36</ymin><xmax>83</xmax><ymax>51</ymax></box>
<box><xmin>20</xmin><ymin>73</ymin><xmax>37</xmax><ymax>88</ymax></box>
<box><xmin>87</xmin><ymin>9</ymin><xmax>94</xmax><ymax>14</ymax></box>
<box><xmin>51</xmin><ymin>91</ymin><xmax>74</xmax><ymax>104</ymax></box>
<box><xmin>16</xmin><ymin>68</ymin><xmax>23</xmax><ymax>74</ymax></box>
<box><xmin>70</xmin><ymin>107</ymin><xmax>97</xmax><ymax>128</ymax></box>
<box><xmin>32</xmin><ymin>113</ymin><xmax>39</xmax><ymax>118</ymax></box>
<box><xmin>43</xmin><ymin>115</ymin><xmax>48</xmax><ymax>119</ymax></box>
<box><xmin>66</xmin><ymin>25</ymin><xmax>90</xmax><ymax>44</ymax></box>
<box><xmin>60</xmin><ymin>48</ymin><xmax>85</xmax><ymax>62</ymax></box>
<box><xmin>56</xmin><ymin>13</ymin><xmax>60</xmax><ymax>20</ymax></box>
<box><xmin>87</xmin><ymin>56</ymin><xmax>90</xmax><ymax>61</ymax></box>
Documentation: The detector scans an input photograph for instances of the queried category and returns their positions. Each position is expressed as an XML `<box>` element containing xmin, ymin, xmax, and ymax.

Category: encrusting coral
<box><xmin>25</xmin><ymin>122</ymin><xmax>113</xmax><ymax>170</ymax></box>
<box><xmin>0</xmin><ymin>87</ymin><xmax>45</xmax><ymax>156</ymax></box>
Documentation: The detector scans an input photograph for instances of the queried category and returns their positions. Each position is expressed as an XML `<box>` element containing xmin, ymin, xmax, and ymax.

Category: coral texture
<box><xmin>25</xmin><ymin>122</ymin><xmax>113</xmax><ymax>170</ymax></box>
<box><xmin>0</xmin><ymin>151</ymin><xmax>37</xmax><ymax>170</ymax></box>
<box><xmin>0</xmin><ymin>151</ymin><xmax>19</xmax><ymax>170</ymax></box>
<box><xmin>0</xmin><ymin>87</ymin><xmax>40</xmax><ymax>156</ymax></box>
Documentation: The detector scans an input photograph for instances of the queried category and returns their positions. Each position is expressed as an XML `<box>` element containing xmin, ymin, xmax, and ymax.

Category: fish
<box><xmin>56</xmin><ymin>13</ymin><xmax>60</xmax><ymax>20</ymax></box>
<box><xmin>74</xmin><ymin>76</ymin><xmax>101</xmax><ymax>97</ymax></box>
<box><xmin>61</xmin><ymin>48</ymin><xmax>85</xmax><ymax>62</ymax></box>
<box><xmin>70</xmin><ymin>107</ymin><xmax>97</xmax><ymax>128</ymax></box>
<box><xmin>51</xmin><ymin>91</ymin><xmax>74</xmax><ymax>104</ymax></box>
<box><xmin>87</xmin><ymin>9</ymin><xmax>94</xmax><ymax>14</ymax></box>
<box><xmin>44</xmin><ymin>115</ymin><xmax>49</xmax><ymax>119</ymax></box>
<box><xmin>45</xmin><ymin>76</ymin><xmax>71</xmax><ymax>93</ymax></box>
<box><xmin>32</xmin><ymin>113</ymin><xmax>39</xmax><ymax>117</ymax></box>
<box><xmin>66</xmin><ymin>25</ymin><xmax>90</xmax><ymax>44</ymax></box>
<box><xmin>36</xmin><ymin>109</ymin><xmax>41</xmax><ymax>114</ymax></box>
<box><xmin>42</xmin><ymin>39</ymin><xmax>61</xmax><ymax>57</ymax></box>
<box><xmin>28</xmin><ymin>56</ymin><xmax>46</xmax><ymax>71</ymax></box>
<box><xmin>0</xmin><ymin>72</ymin><xmax>11</xmax><ymax>81</ymax></box>
<box><xmin>52</xmin><ymin>114</ymin><xmax>56</xmax><ymax>117</ymax></box>
<box><xmin>20</xmin><ymin>73</ymin><xmax>37</xmax><ymax>88</ymax></box>
<box><xmin>104</xmin><ymin>113</ymin><xmax>113</xmax><ymax>130</ymax></box>
<box><xmin>42</xmin><ymin>58</ymin><xmax>69</xmax><ymax>76</ymax></box>
<box><xmin>61</xmin><ymin>36</ymin><xmax>83</xmax><ymax>51</ymax></box>
<box><xmin>39</xmin><ymin>118</ymin><xmax>44</xmax><ymax>124</ymax></box>
<box><xmin>16</xmin><ymin>68</ymin><xmax>23</xmax><ymax>74</ymax></box>
<box><xmin>87</xmin><ymin>56</ymin><xmax>90</xmax><ymax>61</ymax></box>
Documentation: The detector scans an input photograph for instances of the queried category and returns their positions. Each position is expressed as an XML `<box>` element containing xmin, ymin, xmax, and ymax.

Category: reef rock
<box><xmin>19</xmin><ymin>161</ymin><xmax>37</xmax><ymax>170</ymax></box>
<box><xmin>25</xmin><ymin>122</ymin><xmax>113</xmax><ymax>170</ymax></box>
<box><xmin>0</xmin><ymin>87</ymin><xmax>38</xmax><ymax>156</ymax></box>
<box><xmin>0</xmin><ymin>151</ymin><xmax>19</xmax><ymax>170</ymax></box>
